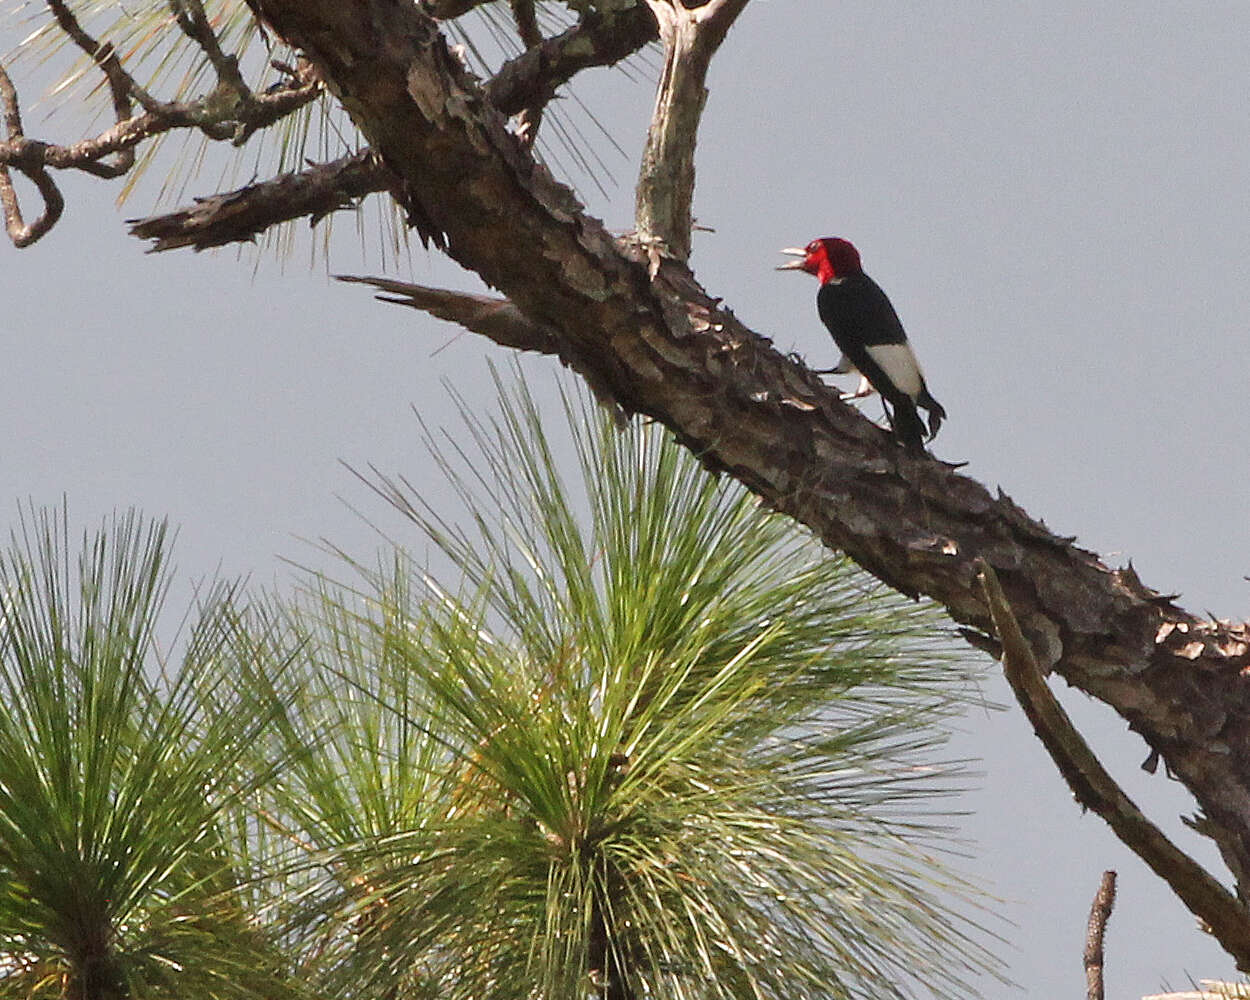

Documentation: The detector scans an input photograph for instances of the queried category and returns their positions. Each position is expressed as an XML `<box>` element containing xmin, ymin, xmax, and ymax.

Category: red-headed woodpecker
<box><xmin>779</xmin><ymin>237</ymin><xmax>945</xmax><ymax>453</ymax></box>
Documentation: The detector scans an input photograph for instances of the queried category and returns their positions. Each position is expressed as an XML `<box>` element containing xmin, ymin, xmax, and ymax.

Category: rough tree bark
<box><xmin>9</xmin><ymin>0</ymin><xmax>1250</xmax><ymax>972</ymax></box>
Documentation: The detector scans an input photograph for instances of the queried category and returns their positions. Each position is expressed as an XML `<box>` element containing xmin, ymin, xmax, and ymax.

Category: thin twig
<box><xmin>1084</xmin><ymin>869</ymin><xmax>1116</xmax><ymax>1000</ymax></box>
<box><xmin>0</xmin><ymin>59</ymin><xmax>64</xmax><ymax>247</ymax></box>
<box><xmin>976</xmin><ymin>559</ymin><xmax>1250</xmax><ymax>973</ymax></box>
<box><xmin>43</xmin><ymin>0</ymin><xmax>153</xmax><ymax>177</ymax></box>
<box><xmin>167</xmin><ymin>0</ymin><xmax>251</xmax><ymax>99</ymax></box>
<box><xmin>0</xmin><ymin>56</ymin><xmax>23</xmax><ymax>140</ymax></box>
<box><xmin>45</xmin><ymin>0</ymin><xmax>162</xmax><ymax>116</ymax></box>
<box><xmin>0</xmin><ymin>79</ymin><xmax>317</xmax><ymax>171</ymax></box>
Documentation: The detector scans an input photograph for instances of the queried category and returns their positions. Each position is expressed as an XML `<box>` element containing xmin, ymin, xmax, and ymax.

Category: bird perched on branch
<box><xmin>779</xmin><ymin>237</ymin><xmax>945</xmax><ymax>453</ymax></box>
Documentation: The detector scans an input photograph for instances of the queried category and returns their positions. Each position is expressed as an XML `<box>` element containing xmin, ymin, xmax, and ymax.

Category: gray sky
<box><xmin>4</xmin><ymin>2</ymin><xmax>1250</xmax><ymax>996</ymax></box>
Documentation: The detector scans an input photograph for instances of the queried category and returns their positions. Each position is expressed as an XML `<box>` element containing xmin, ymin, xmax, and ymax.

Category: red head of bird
<box><xmin>777</xmin><ymin>237</ymin><xmax>863</xmax><ymax>284</ymax></box>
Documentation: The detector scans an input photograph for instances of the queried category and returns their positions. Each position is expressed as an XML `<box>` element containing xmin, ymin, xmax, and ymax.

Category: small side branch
<box><xmin>422</xmin><ymin>0</ymin><xmax>487</xmax><ymax>18</ymax></box>
<box><xmin>635</xmin><ymin>0</ymin><xmax>749</xmax><ymax>263</ymax></box>
<box><xmin>495</xmin><ymin>0</ymin><xmax>659</xmax><ymax>148</ymax></box>
<box><xmin>128</xmin><ymin>151</ymin><xmax>388</xmax><ymax>251</ymax></box>
<box><xmin>168</xmin><ymin>0</ymin><xmax>251</xmax><ymax>98</ymax></box>
<box><xmin>334</xmin><ymin>276</ymin><xmax>556</xmax><ymax>353</ymax></box>
<box><xmin>976</xmin><ymin>560</ymin><xmax>1250</xmax><ymax>973</ymax></box>
<box><xmin>336</xmin><ymin>276</ymin><xmax>627</xmax><ymax>421</ymax></box>
<box><xmin>489</xmin><ymin>3</ymin><xmax>656</xmax><ymax>115</ymax></box>
<box><xmin>1084</xmin><ymin>870</ymin><xmax>1116</xmax><ymax>1000</ymax></box>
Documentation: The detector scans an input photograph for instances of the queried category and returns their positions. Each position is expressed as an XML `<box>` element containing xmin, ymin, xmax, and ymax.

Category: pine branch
<box><xmin>0</xmin><ymin>60</ymin><xmax>62</xmax><ymax>247</ymax></box>
<box><xmin>335</xmin><ymin>276</ymin><xmax>555</xmax><ymax>353</ymax></box>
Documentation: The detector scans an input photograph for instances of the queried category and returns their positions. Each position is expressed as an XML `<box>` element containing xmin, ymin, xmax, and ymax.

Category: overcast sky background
<box><xmin>4</xmin><ymin>2</ymin><xmax>1250</xmax><ymax>996</ymax></box>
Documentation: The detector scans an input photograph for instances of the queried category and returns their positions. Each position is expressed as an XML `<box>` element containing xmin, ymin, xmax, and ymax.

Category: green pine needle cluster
<box><xmin>245</xmin><ymin>375</ymin><xmax>1001</xmax><ymax>1000</ymax></box>
<box><xmin>0</xmin><ymin>507</ymin><xmax>298</xmax><ymax>1000</ymax></box>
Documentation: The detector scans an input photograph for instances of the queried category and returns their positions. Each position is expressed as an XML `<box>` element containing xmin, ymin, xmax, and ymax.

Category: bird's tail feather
<box><xmin>888</xmin><ymin>397</ymin><xmax>927</xmax><ymax>454</ymax></box>
<box><xmin>918</xmin><ymin>387</ymin><xmax>946</xmax><ymax>440</ymax></box>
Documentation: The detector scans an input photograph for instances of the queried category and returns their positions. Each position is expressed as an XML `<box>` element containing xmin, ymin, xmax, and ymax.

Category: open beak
<box><xmin>776</xmin><ymin>247</ymin><xmax>808</xmax><ymax>271</ymax></box>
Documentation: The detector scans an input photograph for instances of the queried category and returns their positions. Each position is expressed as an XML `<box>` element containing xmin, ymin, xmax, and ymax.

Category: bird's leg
<box><xmin>812</xmin><ymin>356</ymin><xmax>875</xmax><ymax>401</ymax></box>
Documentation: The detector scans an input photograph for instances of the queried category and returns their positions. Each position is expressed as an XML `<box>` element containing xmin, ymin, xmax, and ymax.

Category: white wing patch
<box><xmin>864</xmin><ymin>343</ymin><xmax>924</xmax><ymax>399</ymax></box>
